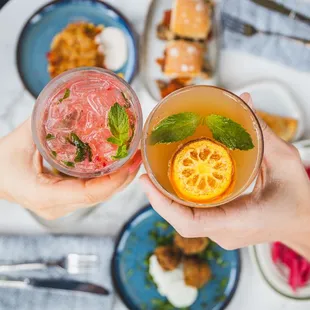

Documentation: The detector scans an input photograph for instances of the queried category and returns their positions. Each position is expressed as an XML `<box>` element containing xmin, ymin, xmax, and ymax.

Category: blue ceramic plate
<box><xmin>16</xmin><ymin>0</ymin><xmax>138</xmax><ymax>98</ymax></box>
<box><xmin>112</xmin><ymin>205</ymin><xmax>241</xmax><ymax>310</ymax></box>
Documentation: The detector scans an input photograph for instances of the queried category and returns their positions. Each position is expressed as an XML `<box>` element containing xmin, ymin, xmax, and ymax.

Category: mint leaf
<box><xmin>46</xmin><ymin>133</ymin><xmax>55</xmax><ymax>140</ymax></box>
<box><xmin>108</xmin><ymin>102</ymin><xmax>129</xmax><ymax>143</ymax></box>
<box><xmin>107</xmin><ymin>136</ymin><xmax>123</xmax><ymax>146</ymax></box>
<box><xmin>150</xmin><ymin>112</ymin><xmax>200</xmax><ymax>145</ymax></box>
<box><xmin>59</xmin><ymin>88</ymin><xmax>70</xmax><ymax>103</ymax></box>
<box><xmin>51</xmin><ymin>150</ymin><xmax>57</xmax><ymax>158</ymax></box>
<box><xmin>63</xmin><ymin>161</ymin><xmax>75</xmax><ymax>168</ymax></box>
<box><xmin>206</xmin><ymin>114</ymin><xmax>254</xmax><ymax>150</ymax></box>
<box><xmin>108</xmin><ymin>102</ymin><xmax>131</xmax><ymax>160</ymax></box>
<box><xmin>68</xmin><ymin>133</ymin><xmax>92</xmax><ymax>162</ymax></box>
<box><xmin>112</xmin><ymin>145</ymin><xmax>128</xmax><ymax>160</ymax></box>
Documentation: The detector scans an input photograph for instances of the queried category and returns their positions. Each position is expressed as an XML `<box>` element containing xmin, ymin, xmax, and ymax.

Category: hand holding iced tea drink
<box><xmin>142</xmin><ymin>86</ymin><xmax>263</xmax><ymax>208</ymax></box>
<box><xmin>32</xmin><ymin>67</ymin><xmax>142</xmax><ymax>178</ymax></box>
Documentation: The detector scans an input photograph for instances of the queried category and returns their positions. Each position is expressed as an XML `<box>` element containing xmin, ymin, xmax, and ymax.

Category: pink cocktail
<box><xmin>32</xmin><ymin>68</ymin><xmax>142</xmax><ymax>178</ymax></box>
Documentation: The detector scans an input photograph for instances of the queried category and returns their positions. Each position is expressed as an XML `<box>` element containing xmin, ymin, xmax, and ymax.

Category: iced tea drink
<box><xmin>142</xmin><ymin>86</ymin><xmax>263</xmax><ymax>207</ymax></box>
<box><xmin>32</xmin><ymin>67</ymin><xmax>142</xmax><ymax>178</ymax></box>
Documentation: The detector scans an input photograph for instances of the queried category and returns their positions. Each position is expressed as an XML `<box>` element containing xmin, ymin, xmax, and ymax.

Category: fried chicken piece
<box><xmin>174</xmin><ymin>233</ymin><xmax>209</xmax><ymax>255</ymax></box>
<box><xmin>154</xmin><ymin>245</ymin><xmax>181</xmax><ymax>271</ymax></box>
<box><xmin>184</xmin><ymin>257</ymin><xmax>212</xmax><ymax>288</ymax></box>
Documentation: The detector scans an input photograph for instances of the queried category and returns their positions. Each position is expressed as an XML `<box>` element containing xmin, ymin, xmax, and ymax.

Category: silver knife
<box><xmin>251</xmin><ymin>0</ymin><xmax>310</xmax><ymax>27</ymax></box>
<box><xmin>0</xmin><ymin>276</ymin><xmax>109</xmax><ymax>295</ymax></box>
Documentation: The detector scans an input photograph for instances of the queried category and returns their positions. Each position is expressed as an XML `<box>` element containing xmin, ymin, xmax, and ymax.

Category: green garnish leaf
<box><xmin>68</xmin><ymin>133</ymin><xmax>92</xmax><ymax>163</ymax></box>
<box><xmin>112</xmin><ymin>145</ymin><xmax>128</xmax><ymax>160</ymax></box>
<box><xmin>155</xmin><ymin>221</ymin><xmax>169</xmax><ymax>230</ymax></box>
<box><xmin>150</xmin><ymin>112</ymin><xmax>200</xmax><ymax>145</ymax></box>
<box><xmin>107</xmin><ymin>136</ymin><xmax>123</xmax><ymax>146</ymax></box>
<box><xmin>220</xmin><ymin>277</ymin><xmax>228</xmax><ymax>289</ymax></box>
<box><xmin>59</xmin><ymin>88</ymin><xmax>70</xmax><ymax>103</ymax></box>
<box><xmin>108</xmin><ymin>102</ymin><xmax>131</xmax><ymax>160</ymax></box>
<box><xmin>63</xmin><ymin>161</ymin><xmax>75</xmax><ymax>168</ymax></box>
<box><xmin>108</xmin><ymin>102</ymin><xmax>129</xmax><ymax>143</ymax></box>
<box><xmin>51</xmin><ymin>151</ymin><xmax>57</xmax><ymax>158</ymax></box>
<box><xmin>46</xmin><ymin>133</ymin><xmax>55</xmax><ymax>140</ymax></box>
<box><xmin>149</xmin><ymin>229</ymin><xmax>174</xmax><ymax>246</ymax></box>
<box><xmin>205</xmin><ymin>114</ymin><xmax>254</xmax><ymax>150</ymax></box>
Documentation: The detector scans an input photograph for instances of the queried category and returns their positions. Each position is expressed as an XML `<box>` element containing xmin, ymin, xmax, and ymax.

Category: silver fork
<box><xmin>0</xmin><ymin>254</ymin><xmax>99</xmax><ymax>275</ymax></box>
<box><xmin>222</xmin><ymin>13</ymin><xmax>310</xmax><ymax>44</ymax></box>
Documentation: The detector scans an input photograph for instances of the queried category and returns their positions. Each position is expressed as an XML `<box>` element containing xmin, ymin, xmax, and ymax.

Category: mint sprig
<box><xmin>150</xmin><ymin>112</ymin><xmax>200</xmax><ymax>145</ymax></box>
<box><xmin>150</xmin><ymin>112</ymin><xmax>254</xmax><ymax>151</ymax></box>
<box><xmin>107</xmin><ymin>102</ymin><xmax>130</xmax><ymax>160</ymax></box>
<box><xmin>68</xmin><ymin>133</ymin><xmax>92</xmax><ymax>163</ymax></box>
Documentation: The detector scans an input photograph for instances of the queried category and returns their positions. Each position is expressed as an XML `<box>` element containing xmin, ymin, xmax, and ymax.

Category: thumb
<box><xmin>240</xmin><ymin>92</ymin><xmax>283</xmax><ymax>162</ymax></box>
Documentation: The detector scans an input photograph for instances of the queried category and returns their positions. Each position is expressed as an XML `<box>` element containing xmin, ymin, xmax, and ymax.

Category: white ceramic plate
<box><xmin>140</xmin><ymin>0</ymin><xmax>220</xmax><ymax>102</ymax></box>
<box><xmin>232</xmin><ymin>80</ymin><xmax>305</xmax><ymax>142</ymax></box>
<box><xmin>249</xmin><ymin>140</ymin><xmax>310</xmax><ymax>299</ymax></box>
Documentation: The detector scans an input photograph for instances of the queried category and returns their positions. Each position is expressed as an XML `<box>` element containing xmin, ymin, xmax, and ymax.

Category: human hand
<box><xmin>140</xmin><ymin>93</ymin><xmax>310</xmax><ymax>258</ymax></box>
<box><xmin>0</xmin><ymin>118</ymin><xmax>142</xmax><ymax>220</ymax></box>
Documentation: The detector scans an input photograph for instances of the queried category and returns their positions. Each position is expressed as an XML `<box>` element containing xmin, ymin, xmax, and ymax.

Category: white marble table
<box><xmin>1</xmin><ymin>0</ymin><xmax>310</xmax><ymax>309</ymax></box>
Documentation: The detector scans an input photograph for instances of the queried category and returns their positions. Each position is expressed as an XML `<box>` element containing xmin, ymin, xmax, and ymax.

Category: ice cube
<box><xmin>71</xmin><ymin>79</ymin><xmax>109</xmax><ymax>96</ymax></box>
<box><xmin>87</xmin><ymin>93</ymin><xmax>107</xmax><ymax>116</ymax></box>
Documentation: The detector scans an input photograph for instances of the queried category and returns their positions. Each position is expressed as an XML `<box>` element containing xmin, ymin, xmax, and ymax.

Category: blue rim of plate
<box><xmin>16</xmin><ymin>0</ymin><xmax>139</xmax><ymax>98</ymax></box>
<box><xmin>112</xmin><ymin>205</ymin><xmax>242</xmax><ymax>310</ymax></box>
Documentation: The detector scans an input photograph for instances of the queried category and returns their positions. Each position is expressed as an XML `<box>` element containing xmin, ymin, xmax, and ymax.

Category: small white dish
<box><xmin>249</xmin><ymin>139</ymin><xmax>310</xmax><ymax>299</ymax></box>
<box><xmin>232</xmin><ymin>80</ymin><xmax>305</xmax><ymax>142</ymax></box>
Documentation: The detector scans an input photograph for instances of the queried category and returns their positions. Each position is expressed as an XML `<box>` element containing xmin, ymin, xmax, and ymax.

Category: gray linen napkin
<box><xmin>0</xmin><ymin>235</ymin><xmax>114</xmax><ymax>310</ymax></box>
<box><xmin>221</xmin><ymin>0</ymin><xmax>310</xmax><ymax>71</ymax></box>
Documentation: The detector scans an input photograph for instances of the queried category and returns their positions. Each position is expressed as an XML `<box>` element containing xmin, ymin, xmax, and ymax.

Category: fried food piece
<box><xmin>184</xmin><ymin>257</ymin><xmax>212</xmax><ymax>288</ymax></box>
<box><xmin>256</xmin><ymin>110</ymin><xmax>298</xmax><ymax>142</ymax></box>
<box><xmin>170</xmin><ymin>0</ymin><xmax>211</xmax><ymax>40</ymax></box>
<box><xmin>174</xmin><ymin>233</ymin><xmax>209</xmax><ymax>255</ymax></box>
<box><xmin>169</xmin><ymin>138</ymin><xmax>235</xmax><ymax>203</ymax></box>
<box><xmin>47</xmin><ymin>22</ymin><xmax>104</xmax><ymax>78</ymax></box>
<box><xmin>157</xmin><ymin>40</ymin><xmax>205</xmax><ymax>78</ymax></box>
<box><xmin>156</xmin><ymin>78</ymin><xmax>190</xmax><ymax>98</ymax></box>
<box><xmin>154</xmin><ymin>245</ymin><xmax>181</xmax><ymax>271</ymax></box>
<box><xmin>156</xmin><ymin>10</ymin><xmax>174</xmax><ymax>40</ymax></box>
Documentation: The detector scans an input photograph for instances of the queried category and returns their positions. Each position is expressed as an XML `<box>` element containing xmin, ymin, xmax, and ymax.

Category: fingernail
<box><xmin>128</xmin><ymin>151</ymin><xmax>142</xmax><ymax>174</ymax></box>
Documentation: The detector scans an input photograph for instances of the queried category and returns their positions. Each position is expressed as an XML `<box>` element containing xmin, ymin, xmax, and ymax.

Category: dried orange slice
<box><xmin>169</xmin><ymin>138</ymin><xmax>235</xmax><ymax>203</ymax></box>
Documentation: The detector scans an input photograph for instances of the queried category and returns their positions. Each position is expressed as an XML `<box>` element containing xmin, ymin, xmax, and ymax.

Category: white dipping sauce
<box><xmin>149</xmin><ymin>255</ymin><xmax>198</xmax><ymax>308</ymax></box>
<box><xmin>95</xmin><ymin>27</ymin><xmax>128</xmax><ymax>71</ymax></box>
